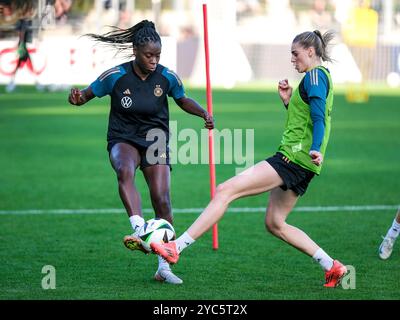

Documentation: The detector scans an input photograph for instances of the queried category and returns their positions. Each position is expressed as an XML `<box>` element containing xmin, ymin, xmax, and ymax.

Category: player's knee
<box><xmin>265</xmin><ymin>215</ymin><xmax>285</xmax><ymax>237</ymax></box>
<box><xmin>215</xmin><ymin>182</ymin><xmax>235</xmax><ymax>201</ymax></box>
<box><xmin>265</xmin><ymin>222</ymin><xmax>282</xmax><ymax>237</ymax></box>
<box><xmin>115</xmin><ymin>165</ymin><xmax>134</xmax><ymax>183</ymax></box>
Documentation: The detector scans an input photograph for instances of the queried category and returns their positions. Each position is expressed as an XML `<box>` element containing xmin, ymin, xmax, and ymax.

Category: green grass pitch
<box><xmin>0</xmin><ymin>85</ymin><xmax>399</xmax><ymax>300</ymax></box>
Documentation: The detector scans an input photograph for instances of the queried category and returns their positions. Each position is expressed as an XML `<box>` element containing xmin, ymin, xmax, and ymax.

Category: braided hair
<box><xmin>292</xmin><ymin>30</ymin><xmax>335</xmax><ymax>62</ymax></box>
<box><xmin>85</xmin><ymin>20</ymin><xmax>161</xmax><ymax>58</ymax></box>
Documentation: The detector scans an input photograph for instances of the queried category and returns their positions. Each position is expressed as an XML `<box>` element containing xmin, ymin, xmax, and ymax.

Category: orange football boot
<box><xmin>324</xmin><ymin>260</ymin><xmax>348</xmax><ymax>288</ymax></box>
<box><xmin>151</xmin><ymin>241</ymin><xmax>180</xmax><ymax>264</ymax></box>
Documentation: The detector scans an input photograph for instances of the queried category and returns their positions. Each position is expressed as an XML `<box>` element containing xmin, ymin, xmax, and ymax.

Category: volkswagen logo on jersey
<box><xmin>121</xmin><ymin>96</ymin><xmax>133</xmax><ymax>108</ymax></box>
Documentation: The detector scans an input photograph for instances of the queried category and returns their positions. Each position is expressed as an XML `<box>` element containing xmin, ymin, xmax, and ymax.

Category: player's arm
<box><xmin>278</xmin><ymin>79</ymin><xmax>292</xmax><ymax>109</ymax></box>
<box><xmin>163</xmin><ymin>67</ymin><xmax>214</xmax><ymax>129</ymax></box>
<box><xmin>309</xmin><ymin>97</ymin><xmax>325</xmax><ymax>166</ymax></box>
<box><xmin>305</xmin><ymin>69</ymin><xmax>328</xmax><ymax>166</ymax></box>
<box><xmin>70</xmin><ymin>65</ymin><xmax>125</xmax><ymax>106</ymax></box>
<box><xmin>68</xmin><ymin>86</ymin><xmax>95</xmax><ymax>106</ymax></box>
<box><xmin>174</xmin><ymin>97</ymin><xmax>214</xmax><ymax>129</ymax></box>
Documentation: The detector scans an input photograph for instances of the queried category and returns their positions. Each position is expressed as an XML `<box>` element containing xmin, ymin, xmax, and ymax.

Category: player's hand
<box><xmin>278</xmin><ymin>79</ymin><xmax>292</xmax><ymax>106</ymax></box>
<box><xmin>68</xmin><ymin>88</ymin><xmax>84</xmax><ymax>106</ymax></box>
<box><xmin>203</xmin><ymin>112</ymin><xmax>215</xmax><ymax>130</ymax></box>
<box><xmin>309</xmin><ymin>150</ymin><xmax>323</xmax><ymax>166</ymax></box>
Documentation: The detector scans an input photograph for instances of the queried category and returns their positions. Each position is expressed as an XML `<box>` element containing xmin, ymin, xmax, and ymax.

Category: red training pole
<box><xmin>202</xmin><ymin>3</ymin><xmax>218</xmax><ymax>250</ymax></box>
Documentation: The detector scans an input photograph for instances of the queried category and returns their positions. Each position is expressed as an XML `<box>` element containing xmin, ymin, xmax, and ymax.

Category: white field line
<box><xmin>0</xmin><ymin>205</ymin><xmax>398</xmax><ymax>215</ymax></box>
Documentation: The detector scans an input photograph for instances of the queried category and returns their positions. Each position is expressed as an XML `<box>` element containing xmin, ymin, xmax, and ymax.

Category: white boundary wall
<box><xmin>0</xmin><ymin>36</ymin><xmax>177</xmax><ymax>86</ymax></box>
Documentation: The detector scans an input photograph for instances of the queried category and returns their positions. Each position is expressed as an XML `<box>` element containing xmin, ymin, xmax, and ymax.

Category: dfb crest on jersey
<box><xmin>154</xmin><ymin>85</ymin><xmax>163</xmax><ymax>97</ymax></box>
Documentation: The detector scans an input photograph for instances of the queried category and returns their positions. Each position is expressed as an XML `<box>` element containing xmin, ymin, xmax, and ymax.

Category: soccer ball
<box><xmin>138</xmin><ymin>218</ymin><xmax>175</xmax><ymax>252</ymax></box>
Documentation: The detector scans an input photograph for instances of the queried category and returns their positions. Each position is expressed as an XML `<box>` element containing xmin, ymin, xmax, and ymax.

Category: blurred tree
<box><xmin>70</xmin><ymin>0</ymin><xmax>95</xmax><ymax>14</ymax></box>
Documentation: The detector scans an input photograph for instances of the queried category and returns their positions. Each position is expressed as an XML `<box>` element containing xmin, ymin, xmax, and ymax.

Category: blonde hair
<box><xmin>293</xmin><ymin>30</ymin><xmax>335</xmax><ymax>62</ymax></box>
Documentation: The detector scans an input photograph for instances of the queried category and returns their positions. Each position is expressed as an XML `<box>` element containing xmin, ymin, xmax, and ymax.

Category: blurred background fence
<box><xmin>0</xmin><ymin>0</ymin><xmax>399</xmax><ymax>88</ymax></box>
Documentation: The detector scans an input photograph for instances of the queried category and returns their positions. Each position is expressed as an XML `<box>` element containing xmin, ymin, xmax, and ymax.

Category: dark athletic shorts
<box><xmin>108</xmin><ymin>139</ymin><xmax>171</xmax><ymax>171</ymax></box>
<box><xmin>265</xmin><ymin>152</ymin><xmax>315</xmax><ymax>196</ymax></box>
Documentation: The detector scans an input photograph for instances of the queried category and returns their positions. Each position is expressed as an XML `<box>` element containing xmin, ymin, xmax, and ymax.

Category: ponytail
<box><xmin>293</xmin><ymin>30</ymin><xmax>335</xmax><ymax>62</ymax></box>
<box><xmin>85</xmin><ymin>20</ymin><xmax>161</xmax><ymax>57</ymax></box>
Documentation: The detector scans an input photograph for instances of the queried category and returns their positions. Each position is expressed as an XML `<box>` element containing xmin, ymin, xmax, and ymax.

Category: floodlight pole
<box><xmin>202</xmin><ymin>3</ymin><xmax>218</xmax><ymax>250</ymax></box>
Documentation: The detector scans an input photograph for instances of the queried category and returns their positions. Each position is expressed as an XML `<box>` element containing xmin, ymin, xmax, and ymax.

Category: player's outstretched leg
<box><xmin>324</xmin><ymin>260</ymin><xmax>348</xmax><ymax>288</ymax></box>
<box><xmin>151</xmin><ymin>241</ymin><xmax>179</xmax><ymax>264</ymax></box>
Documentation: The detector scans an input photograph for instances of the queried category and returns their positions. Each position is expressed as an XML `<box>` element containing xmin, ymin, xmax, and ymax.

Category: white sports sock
<box><xmin>175</xmin><ymin>232</ymin><xmax>195</xmax><ymax>253</ymax></box>
<box><xmin>386</xmin><ymin>219</ymin><xmax>400</xmax><ymax>239</ymax></box>
<box><xmin>158</xmin><ymin>256</ymin><xmax>170</xmax><ymax>271</ymax></box>
<box><xmin>312</xmin><ymin>248</ymin><xmax>334</xmax><ymax>271</ymax></box>
<box><xmin>129</xmin><ymin>215</ymin><xmax>145</xmax><ymax>234</ymax></box>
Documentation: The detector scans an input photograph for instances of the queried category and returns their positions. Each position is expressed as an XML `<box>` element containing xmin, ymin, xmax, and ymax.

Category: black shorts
<box><xmin>265</xmin><ymin>152</ymin><xmax>315</xmax><ymax>196</ymax></box>
<box><xmin>108</xmin><ymin>139</ymin><xmax>171</xmax><ymax>171</ymax></box>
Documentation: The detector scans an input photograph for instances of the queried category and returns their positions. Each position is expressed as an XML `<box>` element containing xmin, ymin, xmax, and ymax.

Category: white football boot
<box><xmin>154</xmin><ymin>268</ymin><xmax>183</xmax><ymax>285</ymax></box>
<box><xmin>379</xmin><ymin>236</ymin><xmax>396</xmax><ymax>260</ymax></box>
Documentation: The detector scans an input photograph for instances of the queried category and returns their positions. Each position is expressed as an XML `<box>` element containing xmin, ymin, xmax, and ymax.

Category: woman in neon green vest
<box><xmin>150</xmin><ymin>30</ymin><xmax>348</xmax><ymax>288</ymax></box>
